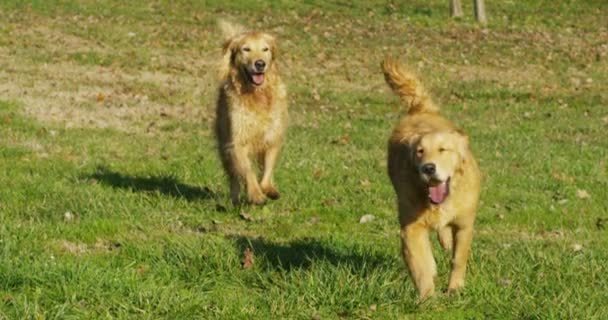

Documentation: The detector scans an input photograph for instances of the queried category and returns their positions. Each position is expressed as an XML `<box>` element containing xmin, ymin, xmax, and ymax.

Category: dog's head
<box><xmin>223</xmin><ymin>31</ymin><xmax>276</xmax><ymax>87</ymax></box>
<box><xmin>411</xmin><ymin>131</ymin><xmax>469</xmax><ymax>205</ymax></box>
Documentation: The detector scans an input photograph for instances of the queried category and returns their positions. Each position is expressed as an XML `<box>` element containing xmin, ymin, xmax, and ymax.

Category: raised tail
<box><xmin>381</xmin><ymin>57</ymin><xmax>438</xmax><ymax>114</ymax></box>
<box><xmin>218</xmin><ymin>18</ymin><xmax>246</xmax><ymax>41</ymax></box>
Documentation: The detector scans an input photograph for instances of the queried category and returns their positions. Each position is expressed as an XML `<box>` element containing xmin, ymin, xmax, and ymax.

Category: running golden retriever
<box><xmin>215</xmin><ymin>21</ymin><xmax>288</xmax><ymax>205</ymax></box>
<box><xmin>382</xmin><ymin>58</ymin><xmax>481</xmax><ymax>299</ymax></box>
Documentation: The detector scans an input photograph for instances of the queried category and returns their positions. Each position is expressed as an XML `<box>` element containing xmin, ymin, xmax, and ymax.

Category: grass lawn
<box><xmin>0</xmin><ymin>0</ymin><xmax>607</xmax><ymax>318</ymax></box>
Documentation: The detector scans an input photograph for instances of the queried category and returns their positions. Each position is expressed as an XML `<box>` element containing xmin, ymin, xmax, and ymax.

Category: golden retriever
<box><xmin>215</xmin><ymin>21</ymin><xmax>288</xmax><ymax>205</ymax></box>
<box><xmin>382</xmin><ymin>58</ymin><xmax>481</xmax><ymax>299</ymax></box>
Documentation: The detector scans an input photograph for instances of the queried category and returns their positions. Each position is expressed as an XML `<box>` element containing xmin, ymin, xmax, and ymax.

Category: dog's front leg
<box><xmin>232</xmin><ymin>146</ymin><xmax>266</xmax><ymax>205</ymax></box>
<box><xmin>447</xmin><ymin>224</ymin><xmax>474</xmax><ymax>293</ymax></box>
<box><xmin>259</xmin><ymin>145</ymin><xmax>281</xmax><ymax>200</ymax></box>
<box><xmin>401</xmin><ymin>224</ymin><xmax>436</xmax><ymax>299</ymax></box>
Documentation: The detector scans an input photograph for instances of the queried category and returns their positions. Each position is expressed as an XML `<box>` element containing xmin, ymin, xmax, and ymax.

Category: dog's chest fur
<box><xmin>418</xmin><ymin>202</ymin><xmax>457</xmax><ymax>230</ymax></box>
<box><xmin>225</xmin><ymin>83</ymin><xmax>287</xmax><ymax>148</ymax></box>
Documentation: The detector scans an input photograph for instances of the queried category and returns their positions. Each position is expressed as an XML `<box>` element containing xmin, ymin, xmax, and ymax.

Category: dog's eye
<box><xmin>262</xmin><ymin>47</ymin><xmax>269</xmax><ymax>52</ymax></box>
<box><xmin>417</xmin><ymin>148</ymin><xmax>424</xmax><ymax>155</ymax></box>
<box><xmin>439</xmin><ymin>147</ymin><xmax>446</xmax><ymax>152</ymax></box>
<box><xmin>242</xmin><ymin>47</ymin><xmax>251</xmax><ymax>52</ymax></box>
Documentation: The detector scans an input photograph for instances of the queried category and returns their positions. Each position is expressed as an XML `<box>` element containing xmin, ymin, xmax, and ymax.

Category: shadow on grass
<box><xmin>88</xmin><ymin>166</ymin><xmax>215</xmax><ymax>201</ymax></box>
<box><xmin>233</xmin><ymin>236</ymin><xmax>394</xmax><ymax>272</ymax></box>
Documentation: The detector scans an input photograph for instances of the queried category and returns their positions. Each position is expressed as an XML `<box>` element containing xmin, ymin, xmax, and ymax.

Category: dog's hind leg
<box><xmin>260</xmin><ymin>145</ymin><xmax>281</xmax><ymax>200</ymax></box>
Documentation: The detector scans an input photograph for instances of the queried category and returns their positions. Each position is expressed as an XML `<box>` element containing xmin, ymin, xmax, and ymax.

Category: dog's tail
<box><xmin>218</xmin><ymin>18</ymin><xmax>246</xmax><ymax>41</ymax></box>
<box><xmin>381</xmin><ymin>57</ymin><xmax>439</xmax><ymax>114</ymax></box>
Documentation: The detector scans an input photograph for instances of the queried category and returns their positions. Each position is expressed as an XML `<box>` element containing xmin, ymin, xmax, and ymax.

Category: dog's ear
<box><xmin>400</xmin><ymin>134</ymin><xmax>421</xmax><ymax>163</ymax></box>
<box><xmin>453</xmin><ymin>130</ymin><xmax>470</xmax><ymax>164</ymax></box>
<box><xmin>222</xmin><ymin>36</ymin><xmax>241</xmax><ymax>64</ymax></box>
<box><xmin>219</xmin><ymin>36</ymin><xmax>242</xmax><ymax>80</ymax></box>
<box><xmin>263</xmin><ymin>33</ymin><xmax>277</xmax><ymax>58</ymax></box>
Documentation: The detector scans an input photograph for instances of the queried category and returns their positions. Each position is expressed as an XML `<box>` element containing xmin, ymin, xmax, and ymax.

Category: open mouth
<box><xmin>428</xmin><ymin>177</ymin><xmax>450</xmax><ymax>205</ymax></box>
<box><xmin>248</xmin><ymin>71</ymin><xmax>265</xmax><ymax>86</ymax></box>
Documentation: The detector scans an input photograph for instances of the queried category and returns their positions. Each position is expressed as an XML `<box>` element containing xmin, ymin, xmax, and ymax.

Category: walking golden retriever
<box><xmin>215</xmin><ymin>21</ymin><xmax>288</xmax><ymax>205</ymax></box>
<box><xmin>382</xmin><ymin>58</ymin><xmax>481</xmax><ymax>299</ymax></box>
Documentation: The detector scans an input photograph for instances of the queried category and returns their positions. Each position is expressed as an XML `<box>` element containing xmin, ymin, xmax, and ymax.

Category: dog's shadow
<box><xmin>88</xmin><ymin>166</ymin><xmax>215</xmax><ymax>201</ymax></box>
<box><xmin>233</xmin><ymin>236</ymin><xmax>395</xmax><ymax>272</ymax></box>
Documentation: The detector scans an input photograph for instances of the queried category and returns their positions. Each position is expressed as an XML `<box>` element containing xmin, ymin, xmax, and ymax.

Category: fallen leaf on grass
<box><xmin>330</xmin><ymin>135</ymin><xmax>350</xmax><ymax>145</ymax></box>
<box><xmin>307</xmin><ymin>215</ymin><xmax>320</xmax><ymax>225</ymax></box>
<box><xmin>242</xmin><ymin>248</ymin><xmax>254</xmax><ymax>269</ymax></box>
<box><xmin>322</xmin><ymin>198</ymin><xmax>338</xmax><ymax>207</ymax></box>
<box><xmin>3</xmin><ymin>295</ymin><xmax>14</xmax><ymax>305</ymax></box>
<box><xmin>359</xmin><ymin>214</ymin><xmax>375</xmax><ymax>224</ymax></box>
<box><xmin>239</xmin><ymin>211</ymin><xmax>253</xmax><ymax>222</ymax></box>
<box><xmin>360</xmin><ymin>179</ymin><xmax>371</xmax><ymax>187</ymax></box>
<box><xmin>313</xmin><ymin>169</ymin><xmax>325</xmax><ymax>179</ymax></box>
<box><xmin>96</xmin><ymin>92</ymin><xmax>105</xmax><ymax>102</ymax></box>
<box><xmin>136</xmin><ymin>265</ymin><xmax>147</xmax><ymax>275</ymax></box>
<box><xmin>576</xmin><ymin>189</ymin><xmax>590</xmax><ymax>199</ymax></box>
<box><xmin>498</xmin><ymin>278</ymin><xmax>512</xmax><ymax>287</ymax></box>
<box><xmin>551</xmin><ymin>172</ymin><xmax>574</xmax><ymax>183</ymax></box>
<box><xmin>571</xmin><ymin>244</ymin><xmax>583</xmax><ymax>252</ymax></box>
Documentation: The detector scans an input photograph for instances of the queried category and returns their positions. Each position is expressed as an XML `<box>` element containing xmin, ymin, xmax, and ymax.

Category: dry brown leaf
<box><xmin>322</xmin><ymin>198</ymin><xmax>338</xmax><ymax>207</ymax></box>
<box><xmin>239</xmin><ymin>211</ymin><xmax>253</xmax><ymax>222</ymax></box>
<box><xmin>331</xmin><ymin>135</ymin><xmax>350</xmax><ymax>145</ymax></box>
<box><xmin>576</xmin><ymin>189</ymin><xmax>590</xmax><ymax>199</ymax></box>
<box><xmin>499</xmin><ymin>278</ymin><xmax>512</xmax><ymax>287</ymax></box>
<box><xmin>360</xmin><ymin>179</ymin><xmax>372</xmax><ymax>187</ymax></box>
<box><xmin>552</xmin><ymin>172</ymin><xmax>574</xmax><ymax>183</ymax></box>
<box><xmin>136</xmin><ymin>265</ymin><xmax>147</xmax><ymax>275</ymax></box>
<box><xmin>242</xmin><ymin>248</ymin><xmax>254</xmax><ymax>269</ymax></box>
<box><xmin>313</xmin><ymin>169</ymin><xmax>325</xmax><ymax>179</ymax></box>
<box><xmin>307</xmin><ymin>215</ymin><xmax>321</xmax><ymax>225</ymax></box>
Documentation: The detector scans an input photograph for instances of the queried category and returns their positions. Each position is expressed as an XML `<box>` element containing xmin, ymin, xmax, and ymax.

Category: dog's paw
<box><xmin>248</xmin><ymin>193</ymin><xmax>267</xmax><ymax>205</ymax></box>
<box><xmin>263</xmin><ymin>186</ymin><xmax>280</xmax><ymax>200</ymax></box>
<box><xmin>445</xmin><ymin>282</ymin><xmax>464</xmax><ymax>296</ymax></box>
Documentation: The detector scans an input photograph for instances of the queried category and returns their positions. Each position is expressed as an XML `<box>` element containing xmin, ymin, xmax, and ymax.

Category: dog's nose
<box><xmin>254</xmin><ymin>60</ymin><xmax>266</xmax><ymax>71</ymax></box>
<box><xmin>421</xmin><ymin>163</ymin><xmax>436</xmax><ymax>175</ymax></box>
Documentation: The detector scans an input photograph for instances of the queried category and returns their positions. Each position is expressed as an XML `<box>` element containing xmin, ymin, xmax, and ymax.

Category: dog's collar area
<box><xmin>428</xmin><ymin>177</ymin><xmax>450</xmax><ymax>205</ymax></box>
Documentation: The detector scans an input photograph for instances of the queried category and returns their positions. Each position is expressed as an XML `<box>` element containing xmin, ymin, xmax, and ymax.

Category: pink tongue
<box><xmin>429</xmin><ymin>182</ymin><xmax>447</xmax><ymax>204</ymax></box>
<box><xmin>251</xmin><ymin>73</ymin><xmax>265</xmax><ymax>85</ymax></box>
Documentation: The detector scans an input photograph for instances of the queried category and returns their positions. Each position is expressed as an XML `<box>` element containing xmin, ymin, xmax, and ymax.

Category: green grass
<box><xmin>0</xmin><ymin>0</ymin><xmax>607</xmax><ymax>318</ymax></box>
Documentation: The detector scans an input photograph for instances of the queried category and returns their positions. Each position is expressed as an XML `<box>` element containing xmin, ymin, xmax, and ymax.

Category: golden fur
<box><xmin>215</xmin><ymin>21</ymin><xmax>288</xmax><ymax>205</ymax></box>
<box><xmin>383</xmin><ymin>58</ymin><xmax>481</xmax><ymax>299</ymax></box>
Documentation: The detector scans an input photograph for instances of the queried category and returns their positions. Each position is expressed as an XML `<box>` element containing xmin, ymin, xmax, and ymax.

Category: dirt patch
<box><xmin>0</xmin><ymin>52</ymin><xmax>216</xmax><ymax>132</ymax></box>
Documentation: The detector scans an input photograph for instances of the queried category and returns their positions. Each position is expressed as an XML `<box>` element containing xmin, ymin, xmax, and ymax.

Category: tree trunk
<box><xmin>474</xmin><ymin>0</ymin><xmax>487</xmax><ymax>24</ymax></box>
<box><xmin>450</xmin><ymin>0</ymin><xmax>464</xmax><ymax>18</ymax></box>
